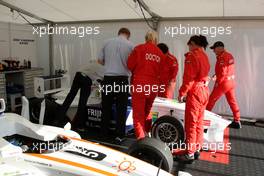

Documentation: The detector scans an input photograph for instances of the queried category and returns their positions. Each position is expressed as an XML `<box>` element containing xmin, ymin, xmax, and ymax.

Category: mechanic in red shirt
<box><xmin>157</xmin><ymin>43</ymin><xmax>178</xmax><ymax>99</ymax></box>
<box><xmin>177</xmin><ymin>35</ymin><xmax>210</xmax><ymax>163</ymax></box>
<box><xmin>206</xmin><ymin>41</ymin><xmax>241</xmax><ymax>129</ymax></box>
<box><xmin>127</xmin><ymin>31</ymin><xmax>165</xmax><ymax>140</ymax></box>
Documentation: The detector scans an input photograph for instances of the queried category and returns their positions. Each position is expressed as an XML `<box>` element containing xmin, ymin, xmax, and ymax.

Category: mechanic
<box><xmin>54</xmin><ymin>72</ymin><xmax>92</xmax><ymax>131</ymax></box>
<box><xmin>98</xmin><ymin>28</ymin><xmax>134</xmax><ymax>141</ymax></box>
<box><xmin>177</xmin><ymin>35</ymin><xmax>210</xmax><ymax>163</ymax></box>
<box><xmin>127</xmin><ymin>31</ymin><xmax>165</xmax><ymax>140</ymax></box>
<box><xmin>206</xmin><ymin>41</ymin><xmax>241</xmax><ymax>129</ymax></box>
<box><xmin>157</xmin><ymin>43</ymin><xmax>178</xmax><ymax>99</ymax></box>
<box><xmin>53</xmin><ymin>61</ymin><xmax>103</xmax><ymax>130</ymax></box>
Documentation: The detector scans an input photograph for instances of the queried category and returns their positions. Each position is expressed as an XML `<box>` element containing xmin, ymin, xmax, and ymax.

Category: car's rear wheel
<box><xmin>151</xmin><ymin>116</ymin><xmax>184</xmax><ymax>145</ymax></box>
<box><xmin>128</xmin><ymin>137</ymin><xmax>173</xmax><ymax>173</ymax></box>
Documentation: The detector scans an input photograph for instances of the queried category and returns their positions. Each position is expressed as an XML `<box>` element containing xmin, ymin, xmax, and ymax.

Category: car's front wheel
<box><xmin>151</xmin><ymin>116</ymin><xmax>185</xmax><ymax>145</ymax></box>
<box><xmin>128</xmin><ymin>137</ymin><xmax>173</xmax><ymax>173</ymax></box>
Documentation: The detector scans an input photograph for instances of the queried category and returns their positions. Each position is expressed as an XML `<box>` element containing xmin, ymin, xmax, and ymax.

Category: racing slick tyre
<box><xmin>128</xmin><ymin>137</ymin><xmax>173</xmax><ymax>173</ymax></box>
<box><xmin>151</xmin><ymin>116</ymin><xmax>185</xmax><ymax>145</ymax></box>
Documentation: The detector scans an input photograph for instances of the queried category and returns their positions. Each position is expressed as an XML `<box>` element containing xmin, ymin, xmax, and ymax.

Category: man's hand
<box><xmin>178</xmin><ymin>96</ymin><xmax>186</xmax><ymax>103</ymax></box>
<box><xmin>97</xmin><ymin>59</ymin><xmax>105</xmax><ymax>65</ymax></box>
<box><xmin>212</xmin><ymin>74</ymin><xmax>217</xmax><ymax>81</ymax></box>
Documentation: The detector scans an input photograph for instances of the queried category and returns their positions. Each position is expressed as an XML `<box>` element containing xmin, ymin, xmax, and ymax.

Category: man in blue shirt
<box><xmin>98</xmin><ymin>28</ymin><xmax>134</xmax><ymax>141</ymax></box>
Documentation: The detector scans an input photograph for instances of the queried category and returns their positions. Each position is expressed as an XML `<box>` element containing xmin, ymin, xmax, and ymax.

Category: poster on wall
<box><xmin>11</xmin><ymin>29</ymin><xmax>37</xmax><ymax>67</ymax></box>
<box><xmin>12</xmin><ymin>38</ymin><xmax>35</xmax><ymax>45</ymax></box>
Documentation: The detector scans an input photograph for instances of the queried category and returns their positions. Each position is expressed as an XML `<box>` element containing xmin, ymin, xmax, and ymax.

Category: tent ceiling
<box><xmin>0</xmin><ymin>5</ymin><xmax>41</xmax><ymax>23</ymax></box>
<box><xmin>145</xmin><ymin>0</ymin><xmax>264</xmax><ymax>17</ymax></box>
<box><xmin>1</xmin><ymin>0</ymin><xmax>264</xmax><ymax>24</ymax></box>
<box><xmin>145</xmin><ymin>0</ymin><xmax>224</xmax><ymax>17</ymax></box>
<box><xmin>0</xmin><ymin>0</ymin><xmax>149</xmax><ymax>23</ymax></box>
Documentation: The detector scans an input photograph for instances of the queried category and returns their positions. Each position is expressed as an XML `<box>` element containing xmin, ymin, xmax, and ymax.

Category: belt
<box><xmin>195</xmin><ymin>80</ymin><xmax>209</xmax><ymax>87</ymax></box>
<box><xmin>104</xmin><ymin>75</ymin><xmax>128</xmax><ymax>79</ymax></box>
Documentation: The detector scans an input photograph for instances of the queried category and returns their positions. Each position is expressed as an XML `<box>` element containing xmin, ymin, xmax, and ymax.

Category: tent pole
<box><xmin>151</xmin><ymin>17</ymin><xmax>160</xmax><ymax>31</ymax></box>
<box><xmin>136</xmin><ymin>0</ymin><xmax>161</xmax><ymax>31</ymax></box>
<box><xmin>136</xmin><ymin>0</ymin><xmax>159</xmax><ymax>18</ymax></box>
<box><xmin>0</xmin><ymin>0</ymin><xmax>51</xmax><ymax>23</ymax></box>
<box><xmin>49</xmin><ymin>33</ymin><xmax>53</xmax><ymax>75</ymax></box>
<box><xmin>0</xmin><ymin>0</ymin><xmax>55</xmax><ymax>78</ymax></box>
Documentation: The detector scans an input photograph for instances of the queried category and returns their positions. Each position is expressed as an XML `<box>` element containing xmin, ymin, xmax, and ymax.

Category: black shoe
<box><xmin>52</xmin><ymin>120</ymin><xmax>67</xmax><ymax>128</ymax></box>
<box><xmin>100</xmin><ymin>129</ymin><xmax>109</xmax><ymax>137</ymax></box>
<box><xmin>229</xmin><ymin>121</ymin><xmax>242</xmax><ymax>129</ymax></box>
<box><xmin>194</xmin><ymin>151</ymin><xmax>200</xmax><ymax>160</ymax></box>
<box><xmin>114</xmin><ymin>137</ymin><xmax>125</xmax><ymax>145</ymax></box>
<box><xmin>174</xmin><ymin>154</ymin><xmax>195</xmax><ymax>164</ymax></box>
<box><xmin>73</xmin><ymin>126</ymin><xmax>86</xmax><ymax>132</ymax></box>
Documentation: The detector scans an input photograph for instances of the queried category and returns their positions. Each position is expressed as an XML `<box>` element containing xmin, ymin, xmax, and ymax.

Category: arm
<box><xmin>170</xmin><ymin>57</ymin><xmax>178</xmax><ymax>82</ymax></box>
<box><xmin>97</xmin><ymin>45</ymin><xmax>105</xmax><ymax>65</ymax></box>
<box><xmin>218</xmin><ymin>54</ymin><xmax>234</xmax><ymax>83</ymax></box>
<box><xmin>127</xmin><ymin>47</ymin><xmax>138</xmax><ymax>72</ymax></box>
<box><xmin>178</xmin><ymin>53</ymin><xmax>198</xmax><ymax>98</ymax></box>
<box><xmin>223</xmin><ymin>54</ymin><xmax>234</xmax><ymax>76</ymax></box>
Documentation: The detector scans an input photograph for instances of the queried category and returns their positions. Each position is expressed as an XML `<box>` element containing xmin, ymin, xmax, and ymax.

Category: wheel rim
<box><xmin>155</xmin><ymin>123</ymin><xmax>179</xmax><ymax>143</ymax></box>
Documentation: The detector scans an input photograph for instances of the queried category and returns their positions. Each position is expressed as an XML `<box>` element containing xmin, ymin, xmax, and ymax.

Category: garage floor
<box><xmin>173</xmin><ymin>121</ymin><xmax>264</xmax><ymax>176</ymax></box>
<box><xmin>81</xmin><ymin>121</ymin><xmax>264</xmax><ymax>176</ymax></box>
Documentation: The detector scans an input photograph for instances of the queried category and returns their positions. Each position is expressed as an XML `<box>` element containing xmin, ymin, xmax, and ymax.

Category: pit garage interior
<box><xmin>0</xmin><ymin>0</ymin><xmax>264</xmax><ymax>176</ymax></box>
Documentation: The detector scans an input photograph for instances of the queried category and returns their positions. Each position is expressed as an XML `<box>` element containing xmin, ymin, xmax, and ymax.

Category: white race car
<box><xmin>0</xmin><ymin>99</ymin><xmax>174</xmax><ymax>175</ymax></box>
<box><xmin>30</xmin><ymin>87</ymin><xmax>231</xmax><ymax>153</ymax></box>
<box><xmin>32</xmin><ymin>58</ymin><xmax>231</xmax><ymax>153</ymax></box>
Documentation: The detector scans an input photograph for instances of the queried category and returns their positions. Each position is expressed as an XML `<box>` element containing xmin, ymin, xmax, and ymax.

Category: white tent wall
<box><xmin>36</xmin><ymin>34</ymin><xmax>49</xmax><ymax>75</ymax></box>
<box><xmin>159</xmin><ymin>20</ymin><xmax>264</xmax><ymax>119</ymax></box>
<box><xmin>0</xmin><ymin>22</ymin><xmax>38</xmax><ymax>67</ymax></box>
<box><xmin>0</xmin><ymin>22</ymin><xmax>9</xmax><ymax>58</ymax></box>
<box><xmin>52</xmin><ymin>21</ymin><xmax>149</xmax><ymax>81</ymax></box>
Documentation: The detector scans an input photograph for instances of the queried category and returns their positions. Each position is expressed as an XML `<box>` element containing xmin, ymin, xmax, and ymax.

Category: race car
<box><xmin>0</xmin><ymin>98</ymin><xmax>174</xmax><ymax>175</ymax></box>
<box><xmin>28</xmin><ymin>62</ymin><xmax>231</xmax><ymax>150</ymax></box>
<box><xmin>27</xmin><ymin>81</ymin><xmax>231</xmax><ymax>152</ymax></box>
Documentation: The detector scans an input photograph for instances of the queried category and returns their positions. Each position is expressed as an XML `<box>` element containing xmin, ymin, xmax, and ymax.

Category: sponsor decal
<box><xmin>203</xmin><ymin>120</ymin><xmax>211</xmax><ymax>127</ymax></box>
<box><xmin>87</xmin><ymin>107</ymin><xmax>102</xmax><ymax>122</ymax></box>
<box><xmin>1</xmin><ymin>171</ymin><xmax>29</xmax><ymax>176</ymax></box>
<box><xmin>151</xmin><ymin>111</ymin><xmax>159</xmax><ymax>123</ymax></box>
<box><xmin>64</xmin><ymin>145</ymin><xmax>106</xmax><ymax>161</ymax></box>
<box><xmin>26</xmin><ymin>154</ymin><xmax>116</xmax><ymax>176</ymax></box>
<box><xmin>112</xmin><ymin>157</ymin><xmax>136</xmax><ymax>173</ymax></box>
<box><xmin>24</xmin><ymin>159</ymin><xmax>52</xmax><ymax>167</ymax></box>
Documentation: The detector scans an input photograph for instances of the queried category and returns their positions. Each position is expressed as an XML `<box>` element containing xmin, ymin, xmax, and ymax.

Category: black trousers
<box><xmin>55</xmin><ymin>72</ymin><xmax>92</xmax><ymax>128</ymax></box>
<box><xmin>101</xmin><ymin>76</ymin><xmax>129</xmax><ymax>138</ymax></box>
